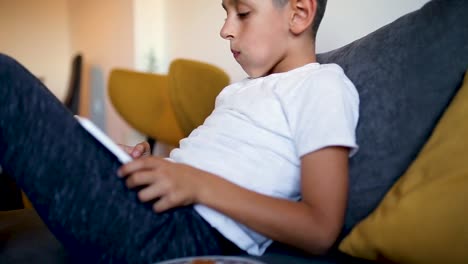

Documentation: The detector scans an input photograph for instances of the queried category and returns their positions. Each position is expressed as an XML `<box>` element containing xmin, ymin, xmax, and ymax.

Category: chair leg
<box><xmin>147</xmin><ymin>137</ymin><xmax>156</xmax><ymax>155</ymax></box>
<box><xmin>0</xmin><ymin>170</ymin><xmax>24</xmax><ymax>210</ymax></box>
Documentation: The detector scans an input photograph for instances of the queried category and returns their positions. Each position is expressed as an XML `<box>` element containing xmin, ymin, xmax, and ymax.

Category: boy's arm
<box><xmin>198</xmin><ymin>146</ymin><xmax>349</xmax><ymax>255</ymax></box>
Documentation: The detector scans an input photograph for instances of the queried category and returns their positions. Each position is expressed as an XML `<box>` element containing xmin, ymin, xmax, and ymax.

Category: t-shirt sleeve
<box><xmin>279</xmin><ymin>69</ymin><xmax>360</xmax><ymax>158</ymax></box>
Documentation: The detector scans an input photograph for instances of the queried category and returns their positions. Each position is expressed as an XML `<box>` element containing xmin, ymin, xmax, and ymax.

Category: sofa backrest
<box><xmin>317</xmin><ymin>0</ymin><xmax>468</xmax><ymax>237</ymax></box>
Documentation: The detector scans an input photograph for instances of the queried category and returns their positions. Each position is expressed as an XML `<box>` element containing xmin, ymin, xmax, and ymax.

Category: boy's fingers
<box><xmin>138</xmin><ymin>183</ymin><xmax>165</xmax><ymax>202</ymax></box>
<box><xmin>118</xmin><ymin>144</ymin><xmax>134</xmax><ymax>155</ymax></box>
<box><xmin>117</xmin><ymin>156</ymin><xmax>162</xmax><ymax>177</ymax></box>
<box><xmin>140</xmin><ymin>141</ymin><xmax>150</xmax><ymax>150</ymax></box>
<box><xmin>126</xmin><ymin>171</ymin><xmax>156</xmax><ymax>188</ymax></box>
<box><xmin>118</xmin><ymin>159</ymin><xmax>145</xmax><ymax>177</ymax></box>
<box><xmin>131</xmin><ymin>149</ymin><xmax>142</xmax><ymax>158</ymax></box>
<box><xmin>153</xmin><ymin>197</ymin><xmax>172</xmax><ymax>213</ymax></box>
<box><xmin>131</xmin><ymin>144</ymin><xmax>144</xmax><ymax>157</ymax></box>
<box><xmin>117</xmin><ymin>142</ymin><xmax>150</xmax><ymax>158</ymax></box>
<box><xmin>132</xmin><ymin>142</ymin><xmax>151</xmax><ymax>157</ymax></box>
<box><xmin>141</xmin><ymin>141</ymin><xmax>151</xmax><ymax>156</ymax></box>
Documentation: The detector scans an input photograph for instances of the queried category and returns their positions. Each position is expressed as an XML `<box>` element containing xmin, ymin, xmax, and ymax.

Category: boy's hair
<box><xmin>273</xmin><ymin>0</ymin><xmax>327</xmax><ymax>39</ymax></box>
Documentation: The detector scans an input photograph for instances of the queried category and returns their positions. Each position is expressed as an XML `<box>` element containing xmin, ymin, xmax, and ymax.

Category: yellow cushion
<box><xmin>108</xmin><ymin>69</ymin><xmax>184</xmax><ymax>146</ymax></box>
<box><xmin>168</xmin><ymin>59</ymin><xmax>230</xmax><ymax>136</ymax></box>
<box><xmin>21</xmin><ymin>191</ymin><xmax>33</xmax><ymax>209</ymax></box>
<box><xmin>108</xmin><ymin>60</ymin><xmax>229</xmax><ymax>146</ymax></box>
<box><xmin>339</xmin><ymin>71</ymin><xmax>468</xmax><ymax>263</ymax></box>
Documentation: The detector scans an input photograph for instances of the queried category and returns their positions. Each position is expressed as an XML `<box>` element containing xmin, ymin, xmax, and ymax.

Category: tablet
<box><xmin>75</xmin><ymin>116</ymin><xmax>132</xmax><ymax>164</ymax></box>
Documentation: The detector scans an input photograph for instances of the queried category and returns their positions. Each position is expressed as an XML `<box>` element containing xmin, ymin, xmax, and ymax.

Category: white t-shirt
<box><xmin>169</xmin><ymin>63</ymin><xmax>359</xmax><ymax>255</ymax></box>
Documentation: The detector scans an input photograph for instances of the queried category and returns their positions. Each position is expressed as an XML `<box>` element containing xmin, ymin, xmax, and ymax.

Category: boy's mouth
<box><xmin>231</xmin><ymin>50</ymin><xmax>240</xmax><ymax>59</ymax></box>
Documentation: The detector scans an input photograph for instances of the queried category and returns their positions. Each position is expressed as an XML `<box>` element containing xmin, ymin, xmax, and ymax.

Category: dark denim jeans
<box><xmin>0</xmin><ymin>54</ymin><xmax>235</xmax><ymax>263</ymax></box>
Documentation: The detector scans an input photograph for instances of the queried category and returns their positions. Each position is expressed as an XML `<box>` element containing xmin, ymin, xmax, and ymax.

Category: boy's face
<box><xmin>221</xmin><ymin>0</ymin><xmax>292</xmax><ymax>77</ymax></box>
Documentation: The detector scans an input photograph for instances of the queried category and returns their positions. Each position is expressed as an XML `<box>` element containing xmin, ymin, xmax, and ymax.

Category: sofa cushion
<box><xmin>338</xmin><ymin>70</ymin><xmax>468</xmax><ymax>263</ymax></box>
<box><xmin>317</xmin><ymin>0</ymin><xmax>468</xmax><ymax>237</ymax></box>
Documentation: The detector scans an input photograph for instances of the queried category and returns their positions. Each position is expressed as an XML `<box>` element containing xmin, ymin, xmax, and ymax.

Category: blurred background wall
<box><xmin>0</xmin><ymin>0</ymin><xmax>430</xmax><ymax>144</ymax></box>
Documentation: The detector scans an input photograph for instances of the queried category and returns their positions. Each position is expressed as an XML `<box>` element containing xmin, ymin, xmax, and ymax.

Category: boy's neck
<box><xmin>269</xmin><ymin>40</ymin><xmax>317</xmax><ymax>75</ymax></box>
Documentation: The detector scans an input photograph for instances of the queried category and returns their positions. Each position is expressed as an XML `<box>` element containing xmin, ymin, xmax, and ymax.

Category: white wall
<box><xmin>316</xmin><ymin>0</ymin><xmax>430</xmax><ymax>52</ymax></box>
<box><xmin>133</xmin><ymin>0</ymin><xmax>166</xmax><ymax>73</ymax></box>
<box><xmin>0</xmin><ymin>0</ymin><xmax>137</xmax><ymax>144</ymax></box>
<box><xmin>0</xmin><ymin>0</ymin><xmax>72</xmax><ymax>99</ymax></box>
<box><xmin>134</xmin><ymin>0</ymin><xmax>243</xmax><ymax>79</ymax></box>
<box><xmin>68</xmin><ymin>0</ymin><xmax>135</xmax><ymax>143</ymax></box>
<box><xmin>150</xmin><ymin>0</ymin><xmax>430</xmax><ymax>82</ymax></box>
<box><xmin>163</xmin><ymin>0</ymin><xmax>245</xmax><ymax>81</ymax></box>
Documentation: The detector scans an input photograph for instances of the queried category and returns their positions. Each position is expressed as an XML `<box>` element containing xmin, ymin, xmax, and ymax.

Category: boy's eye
<box><xmin>237</xmin><ymin>12</ymin><xmax>250</xmax><ymax>19</ymax></box>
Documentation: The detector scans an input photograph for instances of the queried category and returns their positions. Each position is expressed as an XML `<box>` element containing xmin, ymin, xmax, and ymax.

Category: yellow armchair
<box><xmin>108</xmin><ymin>59</ymin><xmax>230</xmax><ymax>147</ymax></box>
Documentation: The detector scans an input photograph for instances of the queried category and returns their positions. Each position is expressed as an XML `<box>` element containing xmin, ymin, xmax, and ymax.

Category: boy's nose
<box><xmin>220</xmin><ymin>20</ymin><xmax>234</xmax><ymax>40</ymax></box>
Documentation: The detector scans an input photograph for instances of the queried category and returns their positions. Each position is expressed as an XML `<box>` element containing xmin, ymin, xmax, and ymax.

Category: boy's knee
<box><xmin>0</xmin><ymin>53</ymin><xmax>36</xmax><ymax>85</ymax></box>
<box><xmin>0</xmin><ymin>53</ymin><xmax>27</xmax><ymax>81</ymax></box>
<box><xmin>0</xmin><ymin>53</ymin><xmax>19</xmax><ymax>70</ymax></box>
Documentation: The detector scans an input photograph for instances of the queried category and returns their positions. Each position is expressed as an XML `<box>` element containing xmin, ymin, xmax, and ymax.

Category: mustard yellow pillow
<box><xmin>339</xmin><ymin>71</ymin><xmax>468</xmax><ymax>264</ymax></box>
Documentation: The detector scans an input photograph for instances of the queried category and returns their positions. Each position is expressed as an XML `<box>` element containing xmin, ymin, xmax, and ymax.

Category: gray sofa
<box><xmin>1</xmin><ymin>0</ymin><xmax>467</xmax><ymax>263</ymax></box>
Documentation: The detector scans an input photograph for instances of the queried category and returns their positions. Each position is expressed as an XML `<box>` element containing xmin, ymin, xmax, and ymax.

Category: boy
<box><xmin>0</xmin><ymin>0</ymin><xmax>358</xmax><ymax>262</ymax></box>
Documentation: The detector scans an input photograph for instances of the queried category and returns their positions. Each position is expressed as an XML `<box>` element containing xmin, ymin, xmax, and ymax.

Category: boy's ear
<box><xmin>288</xmin><ymin>0</ymin><xmax>316</xmax><ymax>36</ymax></box>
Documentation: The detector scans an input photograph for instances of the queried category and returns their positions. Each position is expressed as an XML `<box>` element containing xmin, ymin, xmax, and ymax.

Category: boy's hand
<box><xmin>118</xmin><ymin>141</ymin><xmax>151</xmax><ymax>159</ymax></box>
<box><xmin>117</xmin><ymin>157</ymin><xmax>207</xmax><ymax>212</ymax></box>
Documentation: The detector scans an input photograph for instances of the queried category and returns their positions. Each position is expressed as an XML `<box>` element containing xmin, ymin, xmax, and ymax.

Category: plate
<box><xmin>155</xmin><ymin>256</ymin><xmax>266</xmax><ymax>264</ymax></box>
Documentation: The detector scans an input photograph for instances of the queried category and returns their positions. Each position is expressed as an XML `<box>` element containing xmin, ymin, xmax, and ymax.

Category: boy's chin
<box><xmin>244</xmin><ymin>67</ymin><xmax>269</xmax><ymax>79</ymax></box>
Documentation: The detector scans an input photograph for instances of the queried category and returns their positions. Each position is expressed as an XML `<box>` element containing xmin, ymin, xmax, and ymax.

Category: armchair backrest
<box><xmin>108</xmin><ymin>59</ymin><xmax>229</xmax><ymax>146</ymax></box>
<box><xmin>168</xmin><ymin>59</ymin><xmax>230</xmax><ymax>137</ymax></box>
<box><xmin>108</xmin><ymin>69</ymin><xmax>184</xmax><ymax>146</ymax></box>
